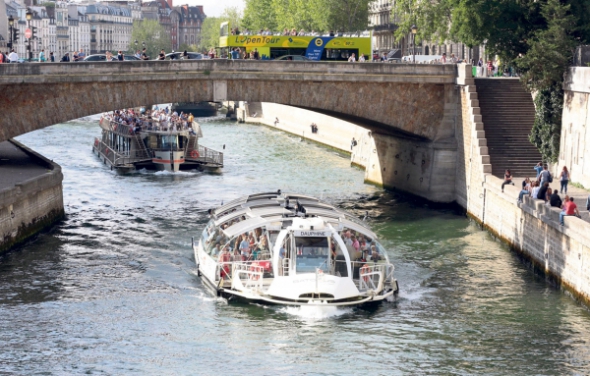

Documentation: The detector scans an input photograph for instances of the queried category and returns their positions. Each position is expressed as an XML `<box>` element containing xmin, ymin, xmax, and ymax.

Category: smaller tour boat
<box><xmin>194</xmin><ymin>191</ymin><xmax>399</xmax><ymax>306</ymax></box>
<box><xmin>93</xmin><ymin>112</ymin><xmax>223</xmax><ymax>172</ymax></box>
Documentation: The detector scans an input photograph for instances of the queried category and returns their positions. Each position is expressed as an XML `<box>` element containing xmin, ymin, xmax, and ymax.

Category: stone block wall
<box><xmin>0</xmin><ymin>141</ymin><xmax>64</xmax><ymax>254</ymax></box>
<box><xmin>482</xmin><ymin>175</ymin><xmax>590</xmax><ymax>303</ymax></box>
<box><xmin>559</xmin><ymin>67</ymin><xmax>590</xmax><ymax>187</ymax></box>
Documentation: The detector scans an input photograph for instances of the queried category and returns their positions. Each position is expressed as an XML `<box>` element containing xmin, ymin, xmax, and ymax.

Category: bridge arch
<box><xmin>0</xmin><ymin>60</ymin><xmax>457</xmax><ymax>143</ymax></box>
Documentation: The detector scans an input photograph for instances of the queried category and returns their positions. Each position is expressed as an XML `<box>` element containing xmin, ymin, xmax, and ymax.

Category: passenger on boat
<box><xmin>239</xmin><ymin>234</ymin><xmax>250</xmax><ymax>261</ymax></box>
<box><xmin>370</xmin><ymin>245</ymin><xmax>381</xmax><ymax>262</ymax></box>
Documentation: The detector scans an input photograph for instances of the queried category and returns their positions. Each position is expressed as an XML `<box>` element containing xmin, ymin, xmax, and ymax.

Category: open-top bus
<box><xmin>218</xmin><ymin>22</ymin><xmax>373</xmax><ymax>61</ymax></box>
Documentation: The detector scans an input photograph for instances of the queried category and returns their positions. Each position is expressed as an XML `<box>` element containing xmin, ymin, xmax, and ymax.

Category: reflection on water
<box><xmin>0</xmin><ymin>120</ymin><xmax>588</xmax><ymax>374</ymax></box>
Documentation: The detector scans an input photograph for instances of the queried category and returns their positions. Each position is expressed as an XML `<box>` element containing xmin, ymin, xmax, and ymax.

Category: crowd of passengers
<box><xmin>106</xmin><ymin>108</ymin><xmax>197</xmax><ymax>134</ymax></box>
<box><xmin>231</xmin><ymin>27</ymin><xmax>363</xmax><ymax>37</ymax></box>
<box><xmin>206</xmin><ymin>225</ymin><xmax>271</xmax><ymax>263</ymax></box>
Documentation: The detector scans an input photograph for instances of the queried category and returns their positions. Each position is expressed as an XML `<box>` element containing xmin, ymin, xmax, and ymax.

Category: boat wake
<box><xmin>279</xmin><ymin>305</ymin><xmax>353</xmax><ymax>320</ymax></box>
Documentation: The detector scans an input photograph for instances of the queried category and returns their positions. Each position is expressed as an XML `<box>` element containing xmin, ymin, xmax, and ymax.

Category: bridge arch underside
<box><xmin>0</xmin><ymin>79</ymin><xmax>455</xmax><ymax>143</ymax></box>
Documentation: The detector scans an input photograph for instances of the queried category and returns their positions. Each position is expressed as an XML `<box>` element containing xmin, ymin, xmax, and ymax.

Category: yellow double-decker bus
<box><xmin>218</xmin><ymin>22</ymin><xmax>373</xmax><ymax>61</ymax></box>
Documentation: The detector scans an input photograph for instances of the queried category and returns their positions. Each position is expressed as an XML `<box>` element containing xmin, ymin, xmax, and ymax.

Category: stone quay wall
<box><xmin>557</xmin><ymin>67</ymin><xmax>590</xmax><ymax>187</ymax></box>
<box><xmin>0</xmin><ymin>140</ymin><xmax>64</xmax><ymax>254</ymax></box>
<box><xmin>456</xmin><ymin>64</ymin><xmax>590</xmax><ymax>305</ymax></box>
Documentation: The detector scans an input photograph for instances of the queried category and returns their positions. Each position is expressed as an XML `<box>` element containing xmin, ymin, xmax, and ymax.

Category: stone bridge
<box><xmin>0</xmin><ymin>60</ymin><xmax>461</xmax><ymax>204</ymax></box>
<box><xmin>0</xmin><ymin>60</ymin><xmax>457</xmax><ymax>143</ymax></box>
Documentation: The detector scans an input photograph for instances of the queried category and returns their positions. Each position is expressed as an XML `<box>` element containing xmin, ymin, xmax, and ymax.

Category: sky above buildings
<box><xmin>185</xmin><ymin>0</ymin><xmax>244</xmax><ymax>17</ymax></box>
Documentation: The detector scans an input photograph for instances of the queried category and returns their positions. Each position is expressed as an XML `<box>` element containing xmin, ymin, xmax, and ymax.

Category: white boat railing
<box><xmin>232</xmin><ymin>263</ymin><xmax>265</xmax><ymax>291</ymax></box>
<box><xmin>359</xmin><ymin>264</ymin><xmax>385</xmax><ymax>292</ymax></box>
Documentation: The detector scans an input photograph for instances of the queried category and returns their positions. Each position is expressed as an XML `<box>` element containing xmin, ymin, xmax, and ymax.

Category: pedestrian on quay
<box><xmin>78</xmin><ymin>48</ymin><xmax>86</xmax><ymax>60</ymax></box>
<box><xmin>39</xmin><ymin>49</ymin><xmax>46</xmax><ymax>62</ymax></box>
<box><xmin>560</xmin><ymin>166</ymin><xmax>569</xmax><ymax>194</ymax></box>
<box><xmin>534</xmin><ymin>162</ymin><xmax>543</xmax><ymax>179</ymax></box>
<box><xmin>537</xmin><ymin>182</ymin><xmax>550</xmax><ymax>201</ymax></box>
<box><xmin>501</xmin><ymin>169</ymin><xmax>514</xmax><ymax>192</ymax></box>
<box><xmin>560</xmin><ymin>197</ymin><xmax>580</xmax><ymax>225</ymax></box>
<box><xmin>49</xmin><ymin>52</ymin><xmax>55</xmax><ymax>62</ymax></box>
<box><xmin>117</xmin><ymin>51</ymin><xmax>125</xmax><ymax>61</ymax></box>
<box><xmin>158</xmin><ymin>49</ymin><xmax>166</xmax><ymax>60</ymax></box>
<box><xmin>141</xmin><ymin>48</ymin><xmax>149</xmax><ymax>60</ymax></box>
<box><xmin>8</xmin><ymin>49</ymin><xmax>18</xmax><ymax>63</ymax></box>
<box><xmin>550</xmin><ymin>190</ymin><xmax>562</xmax><ymax>208</ymax></box>
<box><xmin>539</xmin><ymin>164</ymin><xmax>552</xmax><ymax>185</ymax></box>
<box><xmin>60</xmin><ymin>52</ymin><xmax>70</xmax><ymax>62</ymax></box>
<box><xmin>348</xmin><ymin>53</ymin><xmax>356</xmax><ymax>62</ymax></box>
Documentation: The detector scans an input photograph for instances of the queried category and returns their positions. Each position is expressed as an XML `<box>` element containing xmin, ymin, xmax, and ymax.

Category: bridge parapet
<box><xmin>0</xmin><ymin>60</ymin><xmax>457</xmax><ymax>85</ymax></box>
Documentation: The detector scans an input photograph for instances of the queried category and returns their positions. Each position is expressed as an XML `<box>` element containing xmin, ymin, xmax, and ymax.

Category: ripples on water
<box><xmin>1</xmin><ymin>120</ymin><xmax>589</xmax><ymax>375</ymax></box>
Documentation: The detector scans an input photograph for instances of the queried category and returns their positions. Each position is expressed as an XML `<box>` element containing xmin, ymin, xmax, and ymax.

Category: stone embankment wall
<box><xmin>0</xmin><ymin>140</ymin><xmax>64</xmax><ymax>254</ymax></box>
<box><xmin>558</xmin><ymin>67</ymin><xmax>590</xmax><ymax>188</ymax></box>
<box><xmin>456</xmin><ymin>64</ymin><xmax>590</xmax><ymax>305</ymax></box>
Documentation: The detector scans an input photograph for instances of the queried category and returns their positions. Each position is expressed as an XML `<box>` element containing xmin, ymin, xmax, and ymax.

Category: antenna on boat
<box><xmin>362</xmin><ymin>211</ymin><xmax>369</xmax><ymax>221</ymax></box>
<box><xmin>277</xmin><ymin>189</ymin><xmax>281</xmax><ymax>196</ymax></box>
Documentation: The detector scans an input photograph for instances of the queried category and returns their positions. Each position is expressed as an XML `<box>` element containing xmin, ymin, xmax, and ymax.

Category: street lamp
<box><xmin>8</xmin><ymin>15</ymin><xmax>14</xmax><ymax>49</ymax></box>
<box><xmin>411</xmin><ymin>24</ymin><xmax>417</xmax><ymax>64</ymax></box>
<box><xmin>26</xmin><ymin>9</ymin><xmax>33</xmax><ymax>62</ymax></box>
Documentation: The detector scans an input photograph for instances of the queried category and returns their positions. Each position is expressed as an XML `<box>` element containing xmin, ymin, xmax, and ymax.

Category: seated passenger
<box><xmin>370</xmin><ymin>245</ymin><xmax>381</xmax><ymax>262</ymax></box>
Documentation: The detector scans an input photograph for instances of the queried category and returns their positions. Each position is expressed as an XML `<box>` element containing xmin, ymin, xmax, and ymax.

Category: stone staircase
<box><xmin>475</xmin><ymin>78</ymin><xmax>542</xmax><ymax>178</ymax></box>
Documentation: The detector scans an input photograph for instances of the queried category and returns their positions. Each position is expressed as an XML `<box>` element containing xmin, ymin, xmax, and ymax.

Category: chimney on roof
<box><xmin>166</xmin><ymin>0</ymin><xmax>173</xmax><ymax>8</ymax></box>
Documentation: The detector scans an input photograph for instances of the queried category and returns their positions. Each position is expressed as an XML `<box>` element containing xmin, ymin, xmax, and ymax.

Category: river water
<box><xmin>2</xmin><ymin>119</ymin><xmax>590</xmax><ymax>375</ymax></box>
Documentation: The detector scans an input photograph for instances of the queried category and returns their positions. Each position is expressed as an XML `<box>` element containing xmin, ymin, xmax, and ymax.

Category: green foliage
<box><xmin>41</xmin><ymin>2</ymin><xmax>55</xmax><ymax>8</ymax></box>
<box><xmin>198</xmin><ymin>17</ymin><xmax>224</xmax><ymax>50</ymax></box>
<box><xmin>242</xmin><ymin>0</ymin><xmax>372</xmax><ymax>33</ymax></box>
<box><xmin>530</xmin><ymin>85</ymin><xmax>563</xmax><ymax>163</ymax></box>
<box><xmin>391</xmin><ymin>0</ymin><xmax>590</xmax><ymax>162</ymax></box>
<box><xmin>517</xmin><ymin>0</ymin><xmax>576</xmax><ymax>92</ymax></box>
<box><xmin>130</xmin><ymin>20</ymin><xmax>168</xmax><ymax>58</ymax></box>
<box><xmin>243</xmin><ymin>0</ymin><xmax>278</xmax><ymax>32</ymax></box>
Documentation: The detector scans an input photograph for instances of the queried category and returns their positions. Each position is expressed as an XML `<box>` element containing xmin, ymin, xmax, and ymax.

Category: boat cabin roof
<box><xmin>210</xmin><ymin>191</ymin><xmax>377</xmax><ymax>239</ymax></box>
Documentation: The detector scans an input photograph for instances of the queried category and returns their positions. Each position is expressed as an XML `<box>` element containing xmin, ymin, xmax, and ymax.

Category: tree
<box><xmin>130</xmin><ymin>20</ymin><xmax>168</xmax><ymax>59</ymax></box>
<box><xmin>391</xmin><ymin>0</ymin><xmax>590</xmax><ymax>162</ymax></box>
<box><xmin>198</xmin><ymin>17</ymin><xmax>224</xmax><ymax>51</ymax></box>
<box><xmin>324</xmin><ymin>0</ymin><xmax>372</xmax><ymax>33</ymax></box>
<box><xmin>221</xmin><ymin>6</ymin><xmax>243</xmax><ymax>30</ymax></box>
<box><xmin>243</xmin><ymin>0</ymin><xmax>278</xmax><ymax>32</ymax></box>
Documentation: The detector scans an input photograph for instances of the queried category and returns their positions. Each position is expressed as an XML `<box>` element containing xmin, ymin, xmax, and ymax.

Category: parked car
<box><xmin>273</xmin><ymin>55</ymin><xmax>311</xmax><ymax>61</ymax></box>
<box><xmin>156</xmin><ymin>52</ymin><xmax>205</xmax><ymax>60</ymax></box>
<box><xmin>82</xmin><ymin>54</ymin><xmax>140</xmax><ymax>62</ymax></box>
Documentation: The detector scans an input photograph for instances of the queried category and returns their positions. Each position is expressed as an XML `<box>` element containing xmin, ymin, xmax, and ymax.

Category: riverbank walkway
<box><xmin>0</xmin><ymin>140</ymin><xmax>53</xmax><ymax>192</ymax></box>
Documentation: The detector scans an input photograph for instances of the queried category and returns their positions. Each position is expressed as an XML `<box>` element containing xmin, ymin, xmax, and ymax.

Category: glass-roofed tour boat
<box><xmin>194</xmin><ymin>191</ymin><xmax>399</xmax><ymax>306</ymax></box>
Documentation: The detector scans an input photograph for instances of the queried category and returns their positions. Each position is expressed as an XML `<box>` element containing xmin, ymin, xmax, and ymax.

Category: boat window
<box><xmin>204</xmin><ymin>226</ymin><xmax>229</xmax><ymax>256</ymax></box>
<box><xmin>294</xmin><ymin>237</ymin><xmax>330</xmax><ymax>274</ymax></box>
<box><xmin>160</xmin><ymin>135</ymin><xmax>178</xmax><ymax>149</ymax></box>
<box><xmin>339</xmin><ymin>227</ymin><xmax>373</xmax><ymax>261</ymax></box>
<box><xmin>330</xmin><ymin>235</ymin><xmax>348</xmax><ymax>277</ymax></box>
<box><xmin>226</xmin><ymin>226</ymin><xmax>272</xmax><ymax>262</ymax></box>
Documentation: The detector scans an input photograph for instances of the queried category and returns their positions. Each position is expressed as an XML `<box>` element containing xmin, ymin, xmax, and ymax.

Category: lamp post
<box><xmin>411</xmin><ymin>24</ymin><xmax>417</xmax><ymax>64</ymax></box>
<box><xmin>8</xmin><ymin>15</ymin><xmax>14</xmax><ymax>49</ymax></box>
<box><xmin>26</xmin><ymin>9</ymin><xmax>32</xmax><ymax>62</ymax></box>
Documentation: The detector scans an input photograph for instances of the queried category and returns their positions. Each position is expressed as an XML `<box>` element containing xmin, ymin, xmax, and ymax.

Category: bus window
<box><xmin>220</xmin><ymin>22</ymin><xmax>229</xmax><ymax>37</ymax></box>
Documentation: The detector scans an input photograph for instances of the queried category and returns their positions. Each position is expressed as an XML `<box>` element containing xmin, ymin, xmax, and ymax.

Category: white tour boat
<box><xmin>193</xmin><ymin>191</ymin><xmax>399</xmax><ymax>306</ymax></box>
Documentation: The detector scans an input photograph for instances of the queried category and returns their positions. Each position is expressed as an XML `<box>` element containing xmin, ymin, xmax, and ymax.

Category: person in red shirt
<box><xmin>560</xmin><ymin>197</ymin><xmax>580</xmax><ymax>225</ymax></box>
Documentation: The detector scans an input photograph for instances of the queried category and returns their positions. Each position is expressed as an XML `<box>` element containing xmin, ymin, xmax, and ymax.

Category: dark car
<box><xmin>274</xmin><ymin>55</ymin><xmax>311</xmax><ymax>61</ymax></box>
<box><xmin>82</xmin><ymin>54</ymin><xmax>140</xmax><ymax>62</ymax></box>
<box><xmin>159</xmin><ymin>52</ymin><xmax>204</xmax><ymax>60</ymax></box>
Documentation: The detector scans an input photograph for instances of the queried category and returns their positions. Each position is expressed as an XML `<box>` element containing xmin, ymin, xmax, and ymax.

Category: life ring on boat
<box><xmin>113</xmin><ymin>124</ymin><xmax>117</xmax><ymax>131</ymax></box>
<box><xmin>94</xmin><ymin>139</ymin><xmax>99</xmax><ymax>147</ymax></box>
<box><xmin>190</xmin><ymin>150</ymin><xmax>199</xmax><ymax>159</ymax></box>
<box><xmin>360</xmin><ymin>264</ymin><xmax>371</xmax><ymax>282</ymax></box>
